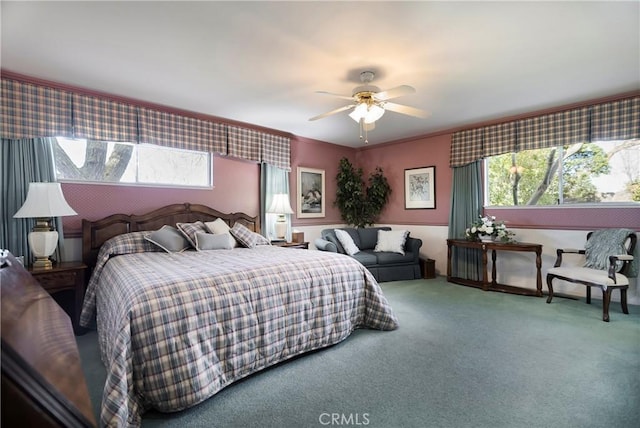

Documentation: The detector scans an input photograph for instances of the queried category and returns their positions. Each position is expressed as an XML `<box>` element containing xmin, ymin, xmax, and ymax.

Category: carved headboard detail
<box><xmin>82</xmin><ymin>203</ymin><xmax>259</xmax><ymax>271</ymax></box>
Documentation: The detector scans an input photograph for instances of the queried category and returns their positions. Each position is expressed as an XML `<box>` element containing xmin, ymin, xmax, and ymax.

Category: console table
<box><xmin>446</xmin><ymin>239</ymin><xmax>543</xmax><ymax>297</ymax></box>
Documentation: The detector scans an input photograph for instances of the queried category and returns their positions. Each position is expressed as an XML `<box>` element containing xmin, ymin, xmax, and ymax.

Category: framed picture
<box><xmin>297</xmin><ymin>167</ymin><xmax>325</xmax><ymax>218</ymax></box>
<box><xmin>404</xmin><ymin>166</ymin><xmax>436</xmax><ymax>209</ymax></box>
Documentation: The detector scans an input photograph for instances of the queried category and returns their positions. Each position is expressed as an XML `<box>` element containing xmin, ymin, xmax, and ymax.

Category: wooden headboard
<box><xmin>82</xmin><ymin>203</ymin><xmax>260</xmax><ymax>271</ymax></box>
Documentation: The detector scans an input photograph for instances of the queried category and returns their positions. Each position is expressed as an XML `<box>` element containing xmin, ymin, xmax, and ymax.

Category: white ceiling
<box><xmin>2</xmin><ymin>1</ymin><xmax>638</xmax><ymax>148</ymax></box>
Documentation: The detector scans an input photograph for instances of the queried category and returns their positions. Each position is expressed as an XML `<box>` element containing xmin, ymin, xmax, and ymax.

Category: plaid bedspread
<box><xmin>80</xmin><ymin>240</ymin><xmax>398</xmax><ymax>427</ymax></box>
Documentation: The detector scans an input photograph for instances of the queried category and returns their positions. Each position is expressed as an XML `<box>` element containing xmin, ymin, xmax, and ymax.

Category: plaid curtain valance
<box><xmin>73</xmin><ymin>93</ymin><xmax>138</xmax><ymax>142</ymax></box>
<box><xmin>1</xmin><ymin>78</ymin><xmax>291</xmax><ymax>169</ymax></box>
<box><xmin>450</xmin><ymin>96</ymin><xmax>639</xmax><ymax>167</ymax></box>
<box><xmin>592</xmin><ymin>97</ymin><xmax>640</xmax><ymax>142</ymax></box>
<box><xmin>1</xmin><ymin>79</ymin><xmax>73</xmax><ymax>139</ymax></box>
<box><xmin>261</xmin><ymin>133</ymin><xmax>290</xmax><ymax>171</ymax></box>
<box><xmin>138</xmin><ymin>108</ymin><xmax>227</xmax><ymax>154</ymax></box>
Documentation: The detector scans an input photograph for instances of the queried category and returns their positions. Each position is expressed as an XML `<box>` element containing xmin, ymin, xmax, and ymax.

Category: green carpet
<box><xmin>76</xmin><ymin>277</ymin><xmax>640</xmax><ymax>428</ymax></box>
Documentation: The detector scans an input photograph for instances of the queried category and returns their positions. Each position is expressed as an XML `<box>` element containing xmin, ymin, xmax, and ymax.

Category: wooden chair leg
<box><xmin>586</xmin><ymin>286</ymin><xmax>591</xmax><ymax>304</ymax></box>
<box><xmin>546</xmin><ymin>275</ymin><xmax>554</xmax><ymax>304</ymax></box>
<box><xmin>620</xmin><ymin>288</ymin><xmax>629</xmax><ymax>314</ymax></box>
<box><xmin>602</xmin><ymin>287</ymin><xmax>612</xmax><ymax>322</ymax></box>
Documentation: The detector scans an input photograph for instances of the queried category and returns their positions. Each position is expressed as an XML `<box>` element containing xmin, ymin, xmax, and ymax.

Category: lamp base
<box><xmin>274</xmin><ymin>220</ymin><xmax>287</xmax><ymax>240</ymax></box>
<box><xmin>28</xmin><ymin>229</ymin><xmax>58</xmax><ymax>270</ymax></box>
<box><xmin>32</xmin><ymin>256</ymin><xmax>53</xmax><ymax>270</ymax></box>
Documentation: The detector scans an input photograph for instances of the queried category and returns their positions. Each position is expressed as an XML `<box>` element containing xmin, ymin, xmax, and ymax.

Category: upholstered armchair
<box><xmin>546</xmin><ymin>229</ymin><xmax>637</xmax><ymax>322</ymax></box>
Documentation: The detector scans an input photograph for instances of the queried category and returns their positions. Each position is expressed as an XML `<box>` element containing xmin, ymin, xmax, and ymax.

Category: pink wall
<box><xmin>356</xmin><ymin>134</ymin><xmax>452</xmax><ymax>226</ymax></box>
<box><xmin>62</xmin><ymin>155</ymin><xmax>259</xmax><ymax>234</ymax></box>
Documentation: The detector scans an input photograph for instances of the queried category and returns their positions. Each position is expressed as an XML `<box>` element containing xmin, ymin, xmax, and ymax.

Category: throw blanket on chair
<box><xmin>585</xmin><ymin>228</ymin><xmax>638</xmax><ymax>277</ymax></box>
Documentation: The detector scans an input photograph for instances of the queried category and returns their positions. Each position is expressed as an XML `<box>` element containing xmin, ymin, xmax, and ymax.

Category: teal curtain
<box><xmin>1</xmin><ymin>138</ymin><xmax>65</xmax><ymax>265</ymax></box>
<box><xmin>260</xmin><ymin>163</ymin><xmax>292</xmax><ymax>240</ymax></box>
<box><xmin>448</xmin><ymin>161</ymin><xmax>483</xmax><ymax>281</ymax></box>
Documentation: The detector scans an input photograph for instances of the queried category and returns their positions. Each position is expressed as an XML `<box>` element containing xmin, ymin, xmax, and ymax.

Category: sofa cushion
<box><xmin>375</xmin><ymin>229</ymin><xmax>409</xmax><ymax>255</ymax></box>
<box><xmin>357</xmin><ymin>227</ymin><xmax>391</xmax><ymax>250</ymax></box>
<box><xmin>335</xmin><ymin>229</ymin><xmax>360</xmax><ymax>256</ymax></box>
<box><xmin>376</xmin><ymin>251</ymin><xmax>416</xmax><ymax>265</ymax></box>
<box><xmin>352</xmin><ymin>250</ymin><xmax>378</xmax><ymax>267</ymax></box>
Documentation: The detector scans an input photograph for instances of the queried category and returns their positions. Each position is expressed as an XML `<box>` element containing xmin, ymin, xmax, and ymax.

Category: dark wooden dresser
<box><xmin>1</xmin><ymin>251</ymin><xmax>96</xmax><ymax>427</ymax></box>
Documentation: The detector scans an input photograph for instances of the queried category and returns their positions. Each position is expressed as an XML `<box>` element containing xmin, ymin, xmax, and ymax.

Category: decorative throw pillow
<box><xmin>375</xmin><ymin>229</ymin><xmax>409</xmax><ymax>255</ymax></box>
<box><xmin>205</xmin><ymin>218</ymin><xmax>239</xmax><ymax>247</ymax></box>
<box><xmin>145</xmin><ymin>225</ymin><xmax>191</xmax><ymax>253</ymax></box>
<box><xmin>335</xmin><ymin>229</ymin><xmax>360</xmax><ymax>256</ymax></box>
<box><xmin>230</xmin><ymin>222</ymin><xmax>259</xmax><ymax>248</ymax></box>
<box><xmin>195</xmin><ymin>231</ymin><xmax>235</xmax><ymax>251</ymax></box>
<box><xmin>176</xmin><ymin>221</ymin><xmax>208</xmax><ymax>248</ymax></box>
<box><xmin>205</xmin><ymin>218</ymin><xmax>230</xmax><ymax>234</ymax></box>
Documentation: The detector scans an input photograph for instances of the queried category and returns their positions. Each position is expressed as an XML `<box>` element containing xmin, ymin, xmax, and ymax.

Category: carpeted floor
<box><xmin>76</xmin><ymin>277</ymin><xmax>640</xmax><ymax>428</ymax></box>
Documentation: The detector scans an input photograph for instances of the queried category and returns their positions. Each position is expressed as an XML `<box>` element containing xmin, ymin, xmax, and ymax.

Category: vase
<box><xmin>479</xmin><ymin>235</ymin><xmax>494</xmax><ymax>243</ymax></box>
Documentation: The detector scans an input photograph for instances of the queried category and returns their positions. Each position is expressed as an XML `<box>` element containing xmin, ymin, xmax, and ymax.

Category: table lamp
<box><xmin>267</xmin><ymin>193</ymin><xmax>294</xmax><ymax>240</ymax></box>
<box><xmin>13</xmin><ymin>182</ymin><xmax>77</xmax><ymax>270</ymax></box>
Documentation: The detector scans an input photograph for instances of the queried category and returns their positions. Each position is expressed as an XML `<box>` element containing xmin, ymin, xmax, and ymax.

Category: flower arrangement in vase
<box><xmin>465</xmin><ymin>215</ymin><xmax>515</xmax><ymax>243</ymax></box>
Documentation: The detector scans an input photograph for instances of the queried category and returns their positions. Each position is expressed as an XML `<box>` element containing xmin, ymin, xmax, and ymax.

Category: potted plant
<box><xmin>335</xmin><ymin>157</ymin><xmax>391</xmax><ymax>228</ymax></box>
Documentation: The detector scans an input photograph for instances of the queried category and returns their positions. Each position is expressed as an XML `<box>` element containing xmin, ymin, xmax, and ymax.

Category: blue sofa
<box><xmin>314</xmin><ymin>227</ymin><xmax>422</xmax><ymax>282</ymax></box>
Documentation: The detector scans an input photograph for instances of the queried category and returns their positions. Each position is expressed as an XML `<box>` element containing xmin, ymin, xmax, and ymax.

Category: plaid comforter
<box><xmin>80</xmin><ymin>234</ymin><xmax>398</xmax><ymax>427</ymax></box>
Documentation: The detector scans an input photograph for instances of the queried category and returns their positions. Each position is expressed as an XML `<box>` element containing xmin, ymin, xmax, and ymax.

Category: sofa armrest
<box><xmin>315</xmin><ymin>238</ymin><xmax>338</xmax><ymax>252</ymax></box>
<box><xmin>406</xmin><ymin>237</ymin><xmax>422</xmax><ymax>261</ymax></box>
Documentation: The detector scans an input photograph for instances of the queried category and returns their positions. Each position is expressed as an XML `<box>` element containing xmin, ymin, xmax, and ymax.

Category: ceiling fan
<box><xmin>309</xmin><ymin>71</ymin><xmax>430</xmax><ymax>143</ymax></box>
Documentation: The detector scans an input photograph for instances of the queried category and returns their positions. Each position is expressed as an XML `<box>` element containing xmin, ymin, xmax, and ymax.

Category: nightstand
<box><xmin>28</xmin><ymin>262</ymin><xmax>87</xmax><ymax>334</ymax></box>
<box><xmin>272</xmin><ymin>241</ymin><xmax>310</xmax><ymax>249</ymax></box>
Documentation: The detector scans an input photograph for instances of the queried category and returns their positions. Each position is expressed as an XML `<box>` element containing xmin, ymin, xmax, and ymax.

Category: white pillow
<box><xmin>205</xmin><ymin>218</ymin><xmax>238</xmax><ymax>247</ymax></box>
<box><xmin>335</xmin><ymin>229</ymin><xmax>360</xmax><ymax>256</ymax></box>
<box><xmin>205</xmin><ymin>218</ymin><xmax>230</xmax><ymax>234</ymax></box>
<box><xmin>375</xmin><ymin>230</ymin><xmax>409</xmax><ymax>255</ymax></box>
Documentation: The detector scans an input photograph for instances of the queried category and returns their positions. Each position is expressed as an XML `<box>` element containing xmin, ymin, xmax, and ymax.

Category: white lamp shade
<box><xmin>267</xmin><ymin>194</ymin><xmax>294</xmax><ymax>215</ymax></box>
<box><xmin>14</xmin><ymin>182</ymin><xmax>77</xmax><ymax>218</ymax></box>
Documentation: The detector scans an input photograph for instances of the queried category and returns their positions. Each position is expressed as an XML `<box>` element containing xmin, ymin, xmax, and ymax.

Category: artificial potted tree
<box><xmin>334</xmin><ymin>157</ymin><xmax>391</xmax><ymax>227</ymax></box>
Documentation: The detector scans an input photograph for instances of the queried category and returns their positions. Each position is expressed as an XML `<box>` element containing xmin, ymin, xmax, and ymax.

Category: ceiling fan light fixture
<box><xmin>349</xmin><ymin>102</ymin><xmax>385</xmax><ymax>124</ymax></box>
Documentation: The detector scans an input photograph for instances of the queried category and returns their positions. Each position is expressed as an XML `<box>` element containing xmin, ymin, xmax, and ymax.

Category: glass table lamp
<box><xmin>267</xmin><ymin>193</ymin><xmax>294</xmax><ymax>240</ymax></box>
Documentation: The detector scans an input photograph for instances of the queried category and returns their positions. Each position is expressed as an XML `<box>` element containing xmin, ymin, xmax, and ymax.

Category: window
<box><xmin>485</xmin><ymin>140</ymin><xmax>640</xmax><ymax>206</ymax></box>
<box><xmin>53</xmin><ymin>137</ymin><xmax>212</xmax><ymax>188</ymax></box>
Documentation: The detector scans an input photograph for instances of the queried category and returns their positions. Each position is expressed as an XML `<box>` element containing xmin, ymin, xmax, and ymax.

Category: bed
<box><xmin>79</xmin><ymin>203</ymin><xmax>399</xmax><ymax>427</ymax></box>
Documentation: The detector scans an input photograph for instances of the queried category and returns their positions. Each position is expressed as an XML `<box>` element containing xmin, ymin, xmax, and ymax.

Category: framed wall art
<box><xmin>297</xmin><ymin>167</ymin><xmax>325</xmax><ymax>218</ymax></box>
<box><xmin>404</xmin><ymin>166</ymin><xmax>436</xmax><ymax>209</ymax></box>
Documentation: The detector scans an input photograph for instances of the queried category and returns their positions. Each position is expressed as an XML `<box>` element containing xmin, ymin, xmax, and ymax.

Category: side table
<box><xmin>28</xmin><ymin>262</ymin><xmax>88</xmax><ymax>334</ymax></box>
<box><xmin>272</xmin><ymin>241</ymin><xmax>310</xmax><ymax>249</ymax></box>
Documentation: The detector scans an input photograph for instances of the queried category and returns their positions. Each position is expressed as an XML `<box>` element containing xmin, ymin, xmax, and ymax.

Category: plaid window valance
<box><xmin>138</xmin><ymin>108</ymin><xmax>227</xmax><ymax>154</ymax></box>
<box><xmin>1</xmin><ymin>78</ymin><xmax>290</xmax><ymax>169</ymax></box>
<box><xmin>73</xmin><ymin>93</ymin><xmax>138</xmax><ymax>142</ymax></box>
<box><xmin>1</xmin><ymin>79</ymin><xmax>73</xmax><ymax>139</ymax></box>
<box><xmin>227</xmin><ymin>125</ymin><xmax>261</xmax><ymax>163</ymax></box>
<box><xmin>450</xmin><ymin>96</ymin><xmax>639</xmax><ymax>167</ymax></box>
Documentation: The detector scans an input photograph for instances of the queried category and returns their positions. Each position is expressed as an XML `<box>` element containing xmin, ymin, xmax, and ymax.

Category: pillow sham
<box><xmin>230</xmin><ymin>222</ymin><xmax>258</xmax><ymax>248</ymax></box>
<box><xmin>335</xmin><ymin>229</ymin><xmax>360</xmax><ymax>256</ymax></box>
<box><xmin>205</xmin><ymin>218</ymin><xmax>239</xmax><ymax>247</ymax></box>
<box><xmin>374</xmin><ymin>229</ymin><xmax>409</xmax><ymax>255</ymax></box>
<box><xmin>229</xmin><ymin>222</ymin><xmax>270</xmax><ymax>248</ymax></box>
<box><xmin>195</xmin><ymin>231</ymin><xmax>235</xmax><ymax>251</ymax></box>
<box><xmin>145</xmin><ymin>225</ymin><xmax>191</xmax><ymax>253</ymax></box>
<box><xmin>176</xmin><ymin>221</ymin><xmax>208</xmax><ymax>248</ymax></box>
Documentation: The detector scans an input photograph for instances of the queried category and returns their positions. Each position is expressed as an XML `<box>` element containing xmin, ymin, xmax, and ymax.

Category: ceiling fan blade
<box><xmin>373</xmin><ymin>85</ymin><xmax>416</xmax><ymax>101</ymax></box>
<box><xmin>383</xmin><ymin>102</ymin><xmax>431</xmax><ymax>119</ymax></box>
<box><xmin>309</xmin><ymin>104</ymin><xmax>355</xmax><ymax>121</ymax></box>
<box><xmin>316</xmin><ymin>91</ymin><xmax>355</xmax><ymax>101</ymax></box>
